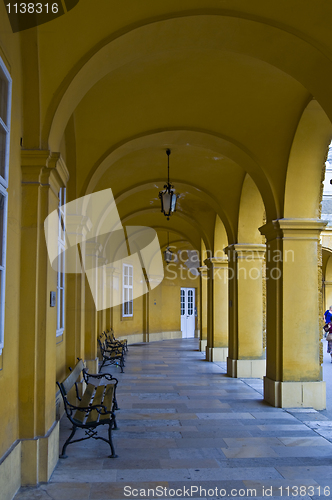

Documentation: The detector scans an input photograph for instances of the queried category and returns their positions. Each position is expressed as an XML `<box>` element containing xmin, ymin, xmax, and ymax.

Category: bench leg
<box><xmin>108</xmin><ymin>421</ymin><xmax>118</xmax><ymax>458</ymax></box>
<box><xmin>60</xmin><ymin>425</ymin><xmax>77</xmax><ymax>458</ymax></box>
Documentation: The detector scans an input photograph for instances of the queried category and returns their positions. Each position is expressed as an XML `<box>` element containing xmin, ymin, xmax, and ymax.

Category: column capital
<box><xmin>225</xmin><ymin>243</ymin><xmax>266</xmax><ymax>260</ymax></box>
<box><xmin>66</xmin><ymin>214</ymin><xmax>92</xmax><ymax>239</ymax></box>
<box><xmin>85</xmin><ymin>241</ymin><xmax>103</xmax><ymax>256</ymax></box>
<box><xmin>259</xmin><ymin>218</ymin><xmax>328</xmax><ymax>241</ymax></box>
<box><xmin>198</xmin><ymin>265</ymin><xmax>208</xmax><ymax>275</ymax></box>
<box><xmin>21</xmin><ymin>150</ymin><xmax>69</xmax><ymax>195</ymax></box>
<box><xmin>204</xmin><ymin>257</ymin><xmax>228</xmax><ymax>269</ymax></box>
<box><xmin>105</xmin><ymin>265</ymin><xmax>117</xmax><ymax>276</ymax></box>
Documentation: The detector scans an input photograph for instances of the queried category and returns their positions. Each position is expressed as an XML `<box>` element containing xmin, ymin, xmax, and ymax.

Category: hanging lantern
<box><xmin>159</xmin><ymin>149</ymin><xmax>179</xmax><ymax>220</ymax></box>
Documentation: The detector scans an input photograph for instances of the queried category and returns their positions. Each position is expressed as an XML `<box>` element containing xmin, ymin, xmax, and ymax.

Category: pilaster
<box><xmin>204</xmin><ymin>257</ymin><xmax>228</xmax><ymax>362</ymax></box>
<box><xmin>19</xmin><ymin>150</ymin><xmax>68</xmax><ymax>484</ymax></box>
<box><xmin>259</xmin><ymin>218</ymin><xmax>327</xmax><ymax>409</ymax></box>
<box><xmin>198</xmin><ymin>266</ymin><xmax>207</xmax><ymax>352</ymax></box>
<box><xmin>225</xmin><ymin>244</ymin><xmax>266</xmax><ymax>378</ymax></box>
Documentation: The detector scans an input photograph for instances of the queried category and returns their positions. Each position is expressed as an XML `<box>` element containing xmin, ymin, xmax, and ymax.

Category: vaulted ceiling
<box><xmin>12</xmin><ymin>0</ymin><xmax>332</xmax><ymax>253</ymax></box>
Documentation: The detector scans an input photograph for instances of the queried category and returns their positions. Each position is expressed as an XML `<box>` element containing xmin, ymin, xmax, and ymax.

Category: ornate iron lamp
<box><xmin>159</xmin><ymin>149</ymin><xmax>178</xmax><ymax>220</ymax></box>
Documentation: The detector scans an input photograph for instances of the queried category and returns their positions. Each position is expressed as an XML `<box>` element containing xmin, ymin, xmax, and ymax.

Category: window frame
<box><xmin>56</xmin><ymin>187</ymin><xmax>66</xmax><ymax>337</ymax></box>
<box><xmin>0</xmin><ymin>57</ymin><xmax>11</xmax><ymax>356</ymax></box>
<box><xmin>122</xmin><ymin>263</ymin><xmax>133</xmax><ymax>318</ymax></box>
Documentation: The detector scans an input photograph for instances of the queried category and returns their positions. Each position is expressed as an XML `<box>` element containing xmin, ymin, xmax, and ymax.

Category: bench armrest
<box><xmin>65</xmin><ymin>399</ymin><xmax>111</xmax><ymax>415</ymax></box>
<box><xmin>82</xmin><ymin>368</ymin><xmax>118</xmax><ymax>386</ymax></box>
<box><xmin>103</xmin><ymin>346</ymin><xmax>123</xmax><ymax>354</ymax></box>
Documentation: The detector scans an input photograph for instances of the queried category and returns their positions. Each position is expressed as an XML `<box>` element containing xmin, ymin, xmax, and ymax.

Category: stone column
<box><xmin>225</xmin><ymin>244</ymin><xmax>266</xmax><ymax>378</ymax></box>
<box><xmin>198</xmin><ymin>266</ymin><xmax>208</xmax><ymax>352</ymax></box>
<box><xmin>19</xmin><ymin>150</ymin><xmax>68</xmax><ymax>485</ymax></box>
<box><xmin>260</xmin><ymin>219</ymin><xmax>327</xmax><ymax>409</ymax></box>
<box><xmin>204</xmin><ymin>257</ymin><xmax>228</xmax><ymax>362</ymax></box>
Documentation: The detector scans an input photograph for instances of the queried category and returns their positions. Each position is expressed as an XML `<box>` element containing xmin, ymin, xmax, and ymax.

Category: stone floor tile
<box><xmin>196</xmin><ymin>412</ymin><xmax>255</xmax><ymax>420</ymax></box>
<box><xmin>276</xmin><ymin>465</ymin><xmax>332</xmax><ymax>480</ymax></box>
<box><xmin>115</xmin><ymin>468</ymin><xmax>193</xmax><ymax>481</ymax></box>
<box><xmin>278</xmin><ymin>436</ymin><xmax>332</xmax><ymax>447</ymax></box>
<box><xmin>247</xmin><ymin>429</ymin><xmax>315</xmax><ymax>438</ymax></box>
<box><xmin>55</xmin><ymin>458</ymin><xmax>105</xmax><ymax>470</ymax></box>
<box><xmin>216</xmin><ymin>457</ymin><xmax>302</xmax><ymax>468</ymax></box>
<box><xmin>249</xmin><ymin>412</ymin><xmax>296</xmax><ymax>420</ymax></box>
<box><xmin>29</xmin><ymin>483</ymin><xmax>91</xmax><ymax>500</ymax></box>
<box><xmin>271</xmin><ymin>446</ymin><xmax>332</xmax><ymax>457</ymax></box>
<box><xmin>51</xmin><ymin>469</ymin><xmax>117</xmax><ymax>483</ymax></box>
<box><xmin>258</xmin><ymin>424</ymin><xmax>311</xmax><ymax>431</ymax></box>
<box><xmin>169</xmin><ymin>448</ymin><xmax>225</xmax><ymax>459</ymax></box>
<box><xmin>223</xmin><ymin>437</ymin><xmax>284</xmax><ymax>447</ymax></box>
<box><xmin>174</xmin><ymin>438</ymin><xmax>228</xmax><ymax>449</ymax></box>
<box><xmin>221</xmin><ymin>446</ymin><xmax>280</xmax><ymax>459</ymax></box>
<box><xmin>115</xmin><ymin>438</ymin><xmax>177</xmax><ymax>448</ymax></box>
<box><xmin>159</xmin><ymin>458</ymin><xmax>220</xmax><ymax>469</ymax></box>
<box><xmin>102</xmin><ymin>459</ymin><xmax>162</xmax><ymax>470</ymax></box>
<box><xmin>118</xmin><ymin>419</ymin><xmax>180</xmax><ymax>427</ymax></box>
<box><xmin>115</xmin><ymin>431</ymin><xmax>182</xmax><ymax>439</ymax></box>
<box><xmin>188</xmin><ymin>467</ymin><xmax>284</xmax><ymax>481</ymax></box>
<box><xmin>12</xmin><ymin>488</ymin><xmax>56</xmax><ymax>500</ymax></box>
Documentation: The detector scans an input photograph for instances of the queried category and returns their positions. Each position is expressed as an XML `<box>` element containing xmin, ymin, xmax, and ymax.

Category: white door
<box><xmin>181</xmin><ymin>288</ymin><xmax>195</xmax><ymax>338</ymax></box>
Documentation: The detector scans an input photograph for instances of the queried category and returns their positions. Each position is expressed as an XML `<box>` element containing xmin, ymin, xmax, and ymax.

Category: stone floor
<box><xmin>14</xmin><ymin>338</ymin><xmax>332</xmax><ymax>500</ymax></box>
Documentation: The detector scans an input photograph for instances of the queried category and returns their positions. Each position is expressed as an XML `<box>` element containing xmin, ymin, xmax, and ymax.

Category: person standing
<box><xmin>326</xmin><ymin>320</ymin><xmax>332</xmax><ymax>362</ymax></box>
<box><xmin>324</xmin><ymin>306</ymin><xmax>332</xmax><ymax>325</ymax></box>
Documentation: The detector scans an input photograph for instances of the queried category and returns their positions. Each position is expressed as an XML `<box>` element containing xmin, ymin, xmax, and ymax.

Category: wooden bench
<box><xmin>102</xmin><ymin>329</ymin><xmax>128</xmax><ymax>353</ymax></box>
<box><xmin>110</xmin><ymin>329</ymin><xmax>128</xmax><ymax>352</ymax></box>
<box><xmin>98</xmin><ymin>337</ymin><xmax>125</xmax><ymax>372</ymax></box>
<box><xmin>56</xmin><ymin>359</ymin><xmax>118</xmax><ymax>458</ymax></box>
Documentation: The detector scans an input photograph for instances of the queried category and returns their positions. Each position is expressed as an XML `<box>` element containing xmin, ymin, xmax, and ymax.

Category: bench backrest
<box><xmin>58</xmin><ymin>359</ymin><xmax>84</xmax><ymax>396</ymax></box>
<box><xmin>97</xmin><ymin>337</ymin><xmax>105</xmax><ymax>353</ymax></box>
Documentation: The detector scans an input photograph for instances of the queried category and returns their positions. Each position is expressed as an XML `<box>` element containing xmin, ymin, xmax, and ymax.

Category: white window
<box><xmin>122</xmin><ymin>264</ymin><xmax>133</xmax><ymax>317</ymax></box>
<box><xmin>0</xmin><ymin>57</ymin><xmax>11</xmax><ymax>356</ymax></box>
<box><xmin>56</xmin><ymin>188</ymin><xmax>66</xmax><ymax>336</ymax></box>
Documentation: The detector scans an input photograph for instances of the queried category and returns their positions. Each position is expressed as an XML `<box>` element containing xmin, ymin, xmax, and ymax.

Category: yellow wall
<box><xmin>110</xmin><ymin>255</ymin><xmax>200</xmax><ymax>340</ymax></box>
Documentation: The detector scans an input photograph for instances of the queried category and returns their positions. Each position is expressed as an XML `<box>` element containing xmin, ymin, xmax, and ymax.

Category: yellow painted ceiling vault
<box><xmin>14</xmin><ymin>0</ymin><xmax>332</xmax><ymax>252</ymax></box>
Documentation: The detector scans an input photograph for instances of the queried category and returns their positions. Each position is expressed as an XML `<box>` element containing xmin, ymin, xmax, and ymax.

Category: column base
<box><xmin>206</xmin><ymin>347</ymin><xmax>228</xmax><ymax>362</ymax></box>
<box><xmin>264</xmin><ymin>377</ymin><xmax>326</xmax><ymax>410</ymax></box>
<box><xmin>0</xmin><ymin>441</ymin><xmax>21</xmax><ymax>500</ymax></box>
<box><xmin>21</xmin><ymin>421</ymin><xmax>59</xmax><ymax>486</ymax></box>
<box><xmin>227</xmin><ymin>358</ymin><xmax>266</xmax><ymax>378</ymax></box>
<box><xmin>85</xmin><ymin>357</ymin><xmax>99</xmax><ymax>374</ymax></box>
<box><xmin>200</xmin><ymin>339</ymin><xmax>207</xmax><ymax>352</ymax></box>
